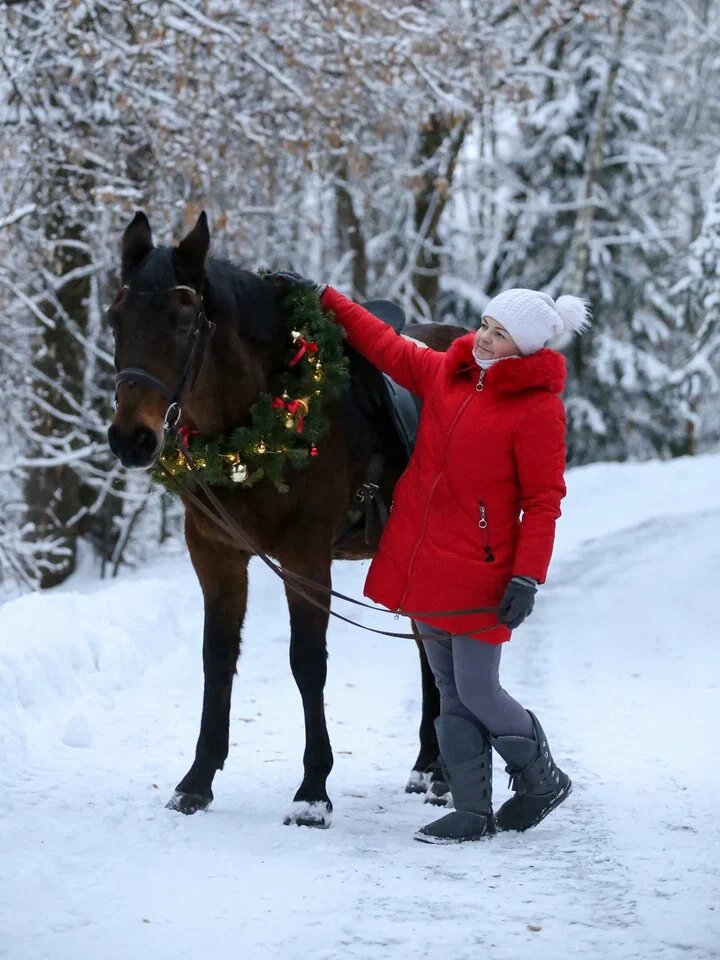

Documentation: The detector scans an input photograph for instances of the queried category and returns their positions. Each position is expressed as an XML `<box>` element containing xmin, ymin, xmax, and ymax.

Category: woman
<box><xmin>271</xmin><ymin>274</ymin><xmax>589</xmax><ymax>844</ymax></box>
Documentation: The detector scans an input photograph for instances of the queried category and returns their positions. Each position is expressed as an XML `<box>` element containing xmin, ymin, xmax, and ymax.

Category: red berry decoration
<box><xmin>310</xmin><ymin>443</ymin><xmax>319</xmax><ymax>458</ymax></box>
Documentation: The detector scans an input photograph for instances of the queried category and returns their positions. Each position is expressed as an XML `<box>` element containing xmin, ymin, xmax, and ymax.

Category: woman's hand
<box><xmin>498</xmin><ymin>576</ymin><xmax>538</xmax><ymax>630</ymax></box>
<box><xmin>265</xmin><ymin>270</ymin><xmax>327</xmax><ymax>297</ymax></box>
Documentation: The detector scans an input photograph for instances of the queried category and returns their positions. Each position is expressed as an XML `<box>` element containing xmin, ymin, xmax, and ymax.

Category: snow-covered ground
<box><xmin>1</xmin><ymin>454</ymin><xmax>719</xmax><ymax>960</ymax></box>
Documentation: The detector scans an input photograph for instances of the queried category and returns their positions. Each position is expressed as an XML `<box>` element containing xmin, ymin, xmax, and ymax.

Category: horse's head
<box><xmin>107</xmin><ymin>211</ymin><xmax>214</xmax><ymax>468</ymax></box>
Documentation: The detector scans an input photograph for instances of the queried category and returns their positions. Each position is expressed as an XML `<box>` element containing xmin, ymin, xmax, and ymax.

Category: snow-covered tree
<box><xmin>441</xmin><ymin>0</ymin><xmax>720</xmax><ymax>463</ymax></box>
<box><xmin>1</xmin><ymin>0</ymin><xmax>719</xmax><ymax>592</ymax></box>
<box><xmin>672</xmin><ymin>156</ymin><xmax>720</xmax><ymax>453</ymax></box>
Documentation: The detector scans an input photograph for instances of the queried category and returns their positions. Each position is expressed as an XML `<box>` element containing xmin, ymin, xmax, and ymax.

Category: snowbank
<box><xmin>1</xmin><ymin>453</ymin><xmax>718</xmax><ymax>960</ymax></box>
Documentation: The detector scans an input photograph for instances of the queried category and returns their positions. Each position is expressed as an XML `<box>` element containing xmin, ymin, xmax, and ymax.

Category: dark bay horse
<box><xmin>107</xmin><ymin>211</ymin><xmax>465</xmax><ymax>826</ymax></box>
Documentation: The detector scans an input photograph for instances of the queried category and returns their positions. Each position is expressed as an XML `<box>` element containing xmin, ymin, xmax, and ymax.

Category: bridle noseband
<box><xmin>113</xmin><ymin>284</ymin><xmax>216</xmax><ymax>434</ymax></box>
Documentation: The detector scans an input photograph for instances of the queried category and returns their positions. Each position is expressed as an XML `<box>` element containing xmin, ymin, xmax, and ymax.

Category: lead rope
<box><xmin>159</xmin><ymin>433</ymin><xmax>502</xmax><ymax>641</ymax></box>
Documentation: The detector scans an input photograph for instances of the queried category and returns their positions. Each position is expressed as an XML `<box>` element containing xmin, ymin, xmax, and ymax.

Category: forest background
<box><xmin>1</xmin><ymin>0</ymin><xmax>718</xmax><ymax>593</ymax></box>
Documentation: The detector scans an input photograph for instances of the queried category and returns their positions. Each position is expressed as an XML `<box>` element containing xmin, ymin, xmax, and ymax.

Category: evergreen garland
<box><xmin>151</xmin><ymin>283</ymin><xmax>349</xmax><ymax>495</ymax></box>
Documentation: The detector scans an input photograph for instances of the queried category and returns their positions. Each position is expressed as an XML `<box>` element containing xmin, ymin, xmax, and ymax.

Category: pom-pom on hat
<box><xmin>482</xmin><ymin>288</ymin><xmax>591</xmax><ymax>355</ymax></box>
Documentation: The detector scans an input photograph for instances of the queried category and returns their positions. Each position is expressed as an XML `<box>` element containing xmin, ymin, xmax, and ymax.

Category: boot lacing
<box><xmin>506</xmin><ymin>735</ymin><xmax>562</xmax><ymax>796</ymax></box>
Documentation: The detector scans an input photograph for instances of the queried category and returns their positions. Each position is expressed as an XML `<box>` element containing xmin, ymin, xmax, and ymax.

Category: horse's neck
<box><xmin>181</xmin><ymin>269</ymin><xmax>287</xmax><ymax>434</ymax></box>
<box><xmin>185</xmin><ymin>321</ymin><xmax>281</xmax><ymax>437</ymax></box>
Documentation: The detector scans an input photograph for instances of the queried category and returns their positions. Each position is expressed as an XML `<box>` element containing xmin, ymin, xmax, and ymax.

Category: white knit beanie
<box><xmin>482</xmin><ymin>288</ymin><xmax>591</xmax><ymax>355</ymax></box>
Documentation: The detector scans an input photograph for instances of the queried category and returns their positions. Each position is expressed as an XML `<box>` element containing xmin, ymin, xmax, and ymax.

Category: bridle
<box><xmin>112</xmin><ymin>283</ymin><xmax>501</xmax><ymax>641</ymax></box>
<box><xmin>114</xmin><ymin>284</ymin><xmax>216</xmax><ymax>434</ymax></box>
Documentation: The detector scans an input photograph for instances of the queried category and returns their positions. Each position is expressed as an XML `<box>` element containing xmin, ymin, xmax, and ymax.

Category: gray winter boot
<box><xmin>414</xmin><ymin>715</ymin><xmax>497</xmax><ymax>844</ymax></box>
<box><xmin>491</xmin><ymin>710</ymin><xmax>572</xmax><ymax>832</ymax></box>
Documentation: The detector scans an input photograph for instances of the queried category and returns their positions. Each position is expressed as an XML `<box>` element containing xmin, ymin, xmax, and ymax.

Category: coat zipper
<box><xmin>397</xmin><ymin>391</ymin><xmax>476</xmax><ymax>614</ymax></box>
<box><xmin>476</xmin><ymin>369</ymin><xmax>485</xmax><ymax>392</ymax></box>
<box><xmin>478</xmin><ymin>501</ymin><xmax>495</xmax><ymax>563</ymax></box>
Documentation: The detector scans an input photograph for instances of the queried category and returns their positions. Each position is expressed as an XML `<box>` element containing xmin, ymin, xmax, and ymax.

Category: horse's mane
<box><xmin>204</xmin><ymin>258</ymin><xmax>284</xmax><ymax>344</ymax></box>
<box><xmin>133</xmin><ymin>246</ymin><xmax>284</xmax><ymax>344</ymax></box>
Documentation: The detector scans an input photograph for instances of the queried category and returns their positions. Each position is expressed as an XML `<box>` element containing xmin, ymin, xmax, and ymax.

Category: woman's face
<box><xmin>473</xmin><ymin>315</ymin><xmax>521</xmax><ymax>361</ymax></box>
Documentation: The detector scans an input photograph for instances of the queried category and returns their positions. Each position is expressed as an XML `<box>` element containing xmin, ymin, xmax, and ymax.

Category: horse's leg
<box><xmin>281</xmin><ymin>554</ymin><xmax>334</xmax><ymax>829</ymax></box>
<box><xmin>405</xmin><ymin>631</ymin><xmax>450</xmax><ymax>804</ymax></box>
<box><xmin>167</xmin><ymin>525</ymin><xmax>249</xmax><ymax>815</ymax></box>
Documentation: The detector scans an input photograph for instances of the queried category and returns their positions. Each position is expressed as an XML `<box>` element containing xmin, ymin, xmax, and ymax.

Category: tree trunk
<box><xmin>334</xmin><ymin>155</ymin><xmax>368</xmax><ymax>300</ymax></box>
<box><xmin>567</xmin><ymin>1</ymin><xmax>635</xmax><ymax>296</ymax></box>
<box><xmin>23</xmin><ymin>183</ymin><xmax>90</xmax><ymax>586</ymax></box>
<box><xmin>410</xmin><ymin>114</ymin><xmax>469</xmax><ymax>321</ymax></box>
<box><xmin>22</xmin><ymin>161</ymin><xmax>124</xmax><ymax>587</ymax></box>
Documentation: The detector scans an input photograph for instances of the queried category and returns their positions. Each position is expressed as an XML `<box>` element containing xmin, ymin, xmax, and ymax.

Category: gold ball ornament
<box><xmin>284</xmin><ymin>414</ymin><xmax>295</xmax><ymax>430</ymax></box>
<box><xmin>255</xmin><ymin>441</ymin><xmax>267</xmax><ymax>455</ymax></box>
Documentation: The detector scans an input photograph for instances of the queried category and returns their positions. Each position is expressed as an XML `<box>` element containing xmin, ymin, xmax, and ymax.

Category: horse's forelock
<box><xmin>127</xmin><ymin>246</ymin><xmax>177</xmax><ymax>295</ymax></box>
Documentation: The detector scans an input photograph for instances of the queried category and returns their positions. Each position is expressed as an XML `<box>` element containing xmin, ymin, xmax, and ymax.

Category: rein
<box><xmin>158</xmin><ymin>436</ymin><xmax>502</xmax><ymax>641</ymax></box>
<box><xmin>116</xmin><ymin>282</ymin><xmax>502</xmax><ymax>641</ymax></box>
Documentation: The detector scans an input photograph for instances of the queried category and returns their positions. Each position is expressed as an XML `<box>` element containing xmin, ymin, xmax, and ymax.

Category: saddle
<box><xmin>359</xmin><ymin>300</ymin><xmax>421</xmax><ymax>458</ymax></box>
<box><xmin>335</xmin><ymin>300</ymin><xmax>421</xmax><ymax>548</ymax></box>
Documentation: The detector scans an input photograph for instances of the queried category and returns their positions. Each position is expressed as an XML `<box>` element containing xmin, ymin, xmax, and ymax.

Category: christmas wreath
<box><xmin>151</xmin><ymin>282</ymin><xmax>349</xmax><ymax>495</ymax></box>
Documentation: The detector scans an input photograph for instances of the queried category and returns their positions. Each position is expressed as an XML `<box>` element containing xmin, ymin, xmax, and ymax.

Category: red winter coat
<box><xmin>322</xmin><ymin>287</ymin><xmax>567</xmax><ymax>644</ymax></box>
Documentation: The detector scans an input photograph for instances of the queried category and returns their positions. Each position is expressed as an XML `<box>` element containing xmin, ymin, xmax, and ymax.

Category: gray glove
<box><xmin>498</xmin><ymin>575</ymin><xmax>538</xmax><ymax>630</ymax></box>
<box><xmin>265</xmin><ymin>270</ymin><xmax>327</xmax><ymax>297</ymax></box>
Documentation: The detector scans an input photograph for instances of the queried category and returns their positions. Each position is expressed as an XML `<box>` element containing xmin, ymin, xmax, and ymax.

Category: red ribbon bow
<box><xmin>272</xmin><ymin>396</ymin><xmax>304</xmax><ymax>432</ymax></box>
<box><xmin>289</xmin><ymin>336</ymin><xmax>318</xmax><ymax>367</ymax></box>
<box><xmin>177</xmin><ymin>425</ymin><xmax>199</xmax><ymax>450</ymax></box>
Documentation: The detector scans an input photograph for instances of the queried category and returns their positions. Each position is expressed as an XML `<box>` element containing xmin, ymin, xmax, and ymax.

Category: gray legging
<box><xmin>420</xmin><ymin>623</ymin><xmax>533</xmax><ymax>738</ymax></box>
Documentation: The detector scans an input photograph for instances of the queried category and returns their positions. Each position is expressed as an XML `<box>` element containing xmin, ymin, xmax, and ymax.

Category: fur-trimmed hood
<box><xmin>444</xmin><ymin>332</ymin><xmax>567</xmax><ymax>394</ymax></box>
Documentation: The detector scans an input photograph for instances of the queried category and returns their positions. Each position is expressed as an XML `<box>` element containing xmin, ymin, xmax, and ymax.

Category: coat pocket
<box><xmin>478</xmin><ymin>501</ymin><xmax>496</xmax><ymax>563</ymax></box>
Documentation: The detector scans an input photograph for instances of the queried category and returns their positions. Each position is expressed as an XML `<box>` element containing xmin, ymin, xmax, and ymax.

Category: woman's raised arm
<box><xmin>321</xmin><ymin>287</ymin><xmax>442</xmax><ymax>397</ymax></box>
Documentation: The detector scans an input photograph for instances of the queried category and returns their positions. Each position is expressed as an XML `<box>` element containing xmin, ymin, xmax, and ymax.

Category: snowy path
<box><xmin>1</xmin><ymin>456</ymin><xmax>719</xmax><ymax>960</ymax></box>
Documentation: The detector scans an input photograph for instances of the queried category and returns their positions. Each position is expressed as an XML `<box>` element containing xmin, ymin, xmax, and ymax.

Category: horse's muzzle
<box><xmin>108</xmin><ymin>422</ymin><xmax>162</xmax><ymax>469</ymax></box>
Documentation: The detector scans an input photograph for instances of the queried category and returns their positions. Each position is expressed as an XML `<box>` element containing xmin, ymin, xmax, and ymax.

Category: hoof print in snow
<box><xmin>165</xmin><ymin>791</ymin><xmax>213</xmax><ymax>815</ymax></box>
<box><xmin>405</xmin><ymin>770</ymin><xmax>432</xmax><ymax>794</ymax></box>
<box><xmin>283</xmin><ymin>801</ymin><xmax>333</xmax><ymax>829</ymax></box>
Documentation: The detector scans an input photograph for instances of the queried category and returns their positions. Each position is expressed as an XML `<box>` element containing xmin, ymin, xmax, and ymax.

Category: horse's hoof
<box><xmin>424</xmin><ymin>781</ymin><xmax>452</xmax><ymax>807</ymax></box>
<box><xmin>283</xmin><ymin>800</ymin><xmax>333</xmax><ymax>829</ymax></box>
<box><xmin>405</xmin><ymin>770</ymin><xmax>432</xmax><ymax>794</ymax></box>
<box><xmin>166</xmin><ymin>790</ymin><xmax>213</xmax><ymax>815</ymax></box>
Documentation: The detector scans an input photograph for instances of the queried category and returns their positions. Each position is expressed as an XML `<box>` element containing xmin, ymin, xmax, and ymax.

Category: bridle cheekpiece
<box><xmin>113</xmin><ymin>283</ymin><xmax>216</xmax><ymax>438</ymax></box>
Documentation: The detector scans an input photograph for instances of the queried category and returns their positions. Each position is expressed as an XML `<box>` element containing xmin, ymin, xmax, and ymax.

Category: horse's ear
<box><xmin>121</xmin><ymin>211</ymin><xmax>153</xmax><ymax>279</ymax></box>
<box><xmin>176</xmin><ymin>211</ymin><xmax>210</xmax><ymax>280</ymax></box>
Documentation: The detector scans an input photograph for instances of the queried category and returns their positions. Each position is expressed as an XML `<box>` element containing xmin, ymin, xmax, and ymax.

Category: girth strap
<box><xmin>333</xmin><ymin>452</ymin><xmax>389</xmax><ymax>549</ymax></box>
<box><xmin>360</xmin><ymin>453</ymin><xmax>388</xmax><ymax>542</ymax></box>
